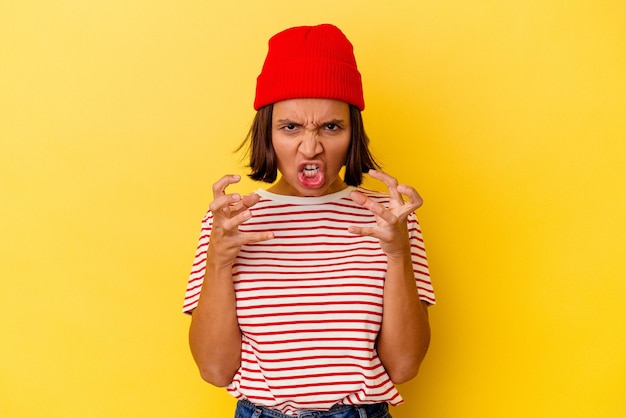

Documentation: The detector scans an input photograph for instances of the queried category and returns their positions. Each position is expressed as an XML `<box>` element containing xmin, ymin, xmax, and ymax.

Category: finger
<box><xmin>212</xmin><ymin>174</ymin><xmax>241</xmax><ymax>199</ymax></box>
<box><xmin>349</xmin><ymin>190</ymin><xmax>367</xmax><ymax>205</ymax></box>
<box><xmin>368</xmin><ymin>201</ymin><xmax>398</xmax><ymax>225</ymax></box>
<box><xmin>218</xmin><ymin>229</ymin><xmax>274</xmax><ymax>247</ymax></box>
<box><xmin>209</xmin><ymin>192</ymin><xmax>242</xmax><ymax>214</ymax></box>
<box><xmin>348</xmin><ymin>225</ymin><xmax>373</xmax><ymax>237</ymax></box>
<box><xmin>226</xmin><ymin>193</ymin><xmax>262</xmax><ymax>219</ymax></box>
<box><xmin>219</xmin><ymin>207</ymin><xmax>255</xmax><ymax>231</ymax></box>
<box><xmin>348</xmin><ymin>225</ymin><xmax>376</xmax><ymax>237</ymax></box>
<box><xmin>349</xmin><ymin>190</ymin><xmax>398</xmax><ymax>225</ymax></box>
<box><xmin>238</xmin><ymin>231</ymin><xmax>275</xmax><ymax>245</ymax></box>
<box><xmin>368</xmin><ymin>169</ymin><xmax>404</xmax><ymax>205</ymax></box>
<box><xmin>229</xmin><ymin>193</ymin><xmax>262</xmax><ymax>215</ymax></box>
<box><xmin>397</xmin><ymin>184</ymin><xmax>424</xmax><ymax>210</ymax></box>
<box><xmin>348</xmin><ymin>225</ymin><xmax>393</xmax><ymax>241</ymax></box>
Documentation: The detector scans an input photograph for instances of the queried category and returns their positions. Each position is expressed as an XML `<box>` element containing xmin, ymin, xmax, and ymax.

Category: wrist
<box><xmin>386</xmin><ymin>252</ymin><xmax>412</xmax><ymax>264</ymax></box>
<box><xmin>205</xmin><ymin>256</ymin><xmax>235</xmax><ymax>279</ymax></box>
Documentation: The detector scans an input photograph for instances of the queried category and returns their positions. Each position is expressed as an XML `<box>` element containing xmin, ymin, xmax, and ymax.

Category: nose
<box><xmin>298</xmin><ymin>131</ymin><xmax>323</xmax><ymax>158</ymax></box>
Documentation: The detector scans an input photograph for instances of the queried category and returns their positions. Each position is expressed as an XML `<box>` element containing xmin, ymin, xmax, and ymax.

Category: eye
<box><xmin>282</xmin><ymin>123</ymin><xmax>297</xmax><ymax>131</ymax></box>
<box><xmin>325</xmin><ymin>123</ymin><xmax>340</xmax><ymax>131</ymax></box>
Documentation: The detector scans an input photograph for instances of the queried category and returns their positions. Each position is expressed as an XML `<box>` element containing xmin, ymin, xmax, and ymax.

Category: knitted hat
<box><xmin>254</xmin><ymin>24</ymin><xmax>364</xmax><ymax>111</ymax></box>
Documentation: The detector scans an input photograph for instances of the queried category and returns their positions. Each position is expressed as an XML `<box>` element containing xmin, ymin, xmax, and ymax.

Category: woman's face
<box><xmin>269</xmin><ymin>98</ymin><xmax>351</xmax><ymax>197</ymax></box>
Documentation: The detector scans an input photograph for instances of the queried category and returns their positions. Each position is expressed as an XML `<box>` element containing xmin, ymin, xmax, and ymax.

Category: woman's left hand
<box><xmin>348</xmin><ymin>169</ymin><xmax>423</xmax><ymax>258</ymax></box>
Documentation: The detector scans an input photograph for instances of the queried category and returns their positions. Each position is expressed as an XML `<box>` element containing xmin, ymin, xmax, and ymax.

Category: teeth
<box><xmin>302</xmin><ymin>164</ymin><xmax>319</xmax><ymax>177</ymax></box>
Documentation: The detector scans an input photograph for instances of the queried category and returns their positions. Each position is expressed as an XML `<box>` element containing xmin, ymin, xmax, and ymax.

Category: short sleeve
<box><xmin>408</xmin><ymin>212</ymin><xmax>436</xmax><ymax>305</ymax></box>
<box><xmin>182</xmin><ymin>211</ymin><xmax>213</xmax><ymax>314</ymax></box>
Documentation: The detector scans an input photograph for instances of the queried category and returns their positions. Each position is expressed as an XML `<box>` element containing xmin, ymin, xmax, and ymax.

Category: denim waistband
<box><xmin>235</xmin><ymin>398</ymin><xmax>390</xmax><ymax>418</ymax></box>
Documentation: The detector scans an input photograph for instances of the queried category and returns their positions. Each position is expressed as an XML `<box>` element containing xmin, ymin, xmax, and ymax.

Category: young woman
<box><xmin>183</xmin><ymin>24</ymin><xmax>435</xmax><ymax>418</ymax></box>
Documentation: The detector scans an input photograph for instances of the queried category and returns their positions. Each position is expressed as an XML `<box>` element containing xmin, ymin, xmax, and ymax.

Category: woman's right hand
<box><xmin>207</xmin><ymin>174</ymin><xmax>274</xmax><ymax>267</ymax></box>
<box><xmin>190</xmin><ymin>174</ymin><xmax>272</xmax><ymax>386</ymax></box>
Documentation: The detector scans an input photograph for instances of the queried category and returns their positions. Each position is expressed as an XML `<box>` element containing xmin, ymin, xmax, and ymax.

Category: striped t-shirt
<box><xmin>183</xmin><ymin>186</ymin><xmax>435</xmax><ymax>415</ymax></box>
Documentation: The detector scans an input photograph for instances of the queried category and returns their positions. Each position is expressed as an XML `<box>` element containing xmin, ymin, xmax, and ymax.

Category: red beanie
<box><xmin>254</xmin><ymin>24</ymin><xmax>365</xmax><ymax>111</ymax></box>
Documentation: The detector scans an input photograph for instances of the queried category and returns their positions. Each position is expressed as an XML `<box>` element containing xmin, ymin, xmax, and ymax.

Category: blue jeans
<box><xmin>234</xmin><ymin>399</ymin><xmax>392</xmax><ymax>418</ymax></box>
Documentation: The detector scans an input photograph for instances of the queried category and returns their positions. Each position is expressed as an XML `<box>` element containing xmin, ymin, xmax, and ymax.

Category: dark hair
<box><xmin>238</xmin><ymin>104</ymin><xmax>379</xmax><ymax>186</ymax></box>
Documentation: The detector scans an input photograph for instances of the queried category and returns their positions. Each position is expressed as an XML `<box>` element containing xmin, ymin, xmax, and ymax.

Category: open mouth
<box><xmin>298</xmin><ymin>163</ymin><xmax>325</xmax><ymax>188</ymax></box>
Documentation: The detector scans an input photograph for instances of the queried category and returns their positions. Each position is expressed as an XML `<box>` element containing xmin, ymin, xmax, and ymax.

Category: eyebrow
<box><xmin>274</xmin><ymin>118</ymin><xmax>346</xmax><ymax>126</ymax></box>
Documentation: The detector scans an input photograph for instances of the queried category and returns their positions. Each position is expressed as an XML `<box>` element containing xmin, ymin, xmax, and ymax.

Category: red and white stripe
<box><xmin>183</xmin><ymin>187</ymin><xmax>435</xmax><ymax>415</ymax></box>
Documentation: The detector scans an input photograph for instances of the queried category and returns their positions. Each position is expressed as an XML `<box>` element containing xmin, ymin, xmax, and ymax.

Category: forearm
<box><xmin>376</xmin><ymin>252</ymin><xmax>431</xmax><ymax>384</ymax></box>
<box><xmin>189</xmin><ymin>258</ymin><xmax>242</xmax><ymax>387</ymax></box>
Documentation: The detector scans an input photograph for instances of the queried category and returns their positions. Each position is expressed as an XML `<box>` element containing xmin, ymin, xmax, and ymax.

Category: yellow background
<box><xmin>1</xmin><ymin>0</ymin><xmax>625</xmax><ymax>417</ymax></box>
